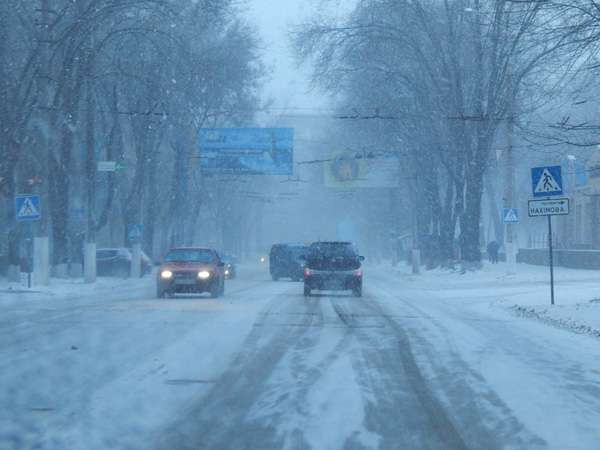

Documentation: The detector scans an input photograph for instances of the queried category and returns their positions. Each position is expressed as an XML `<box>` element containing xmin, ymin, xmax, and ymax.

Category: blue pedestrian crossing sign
<box><xmin>502</xmin><ymin>208</ymin><xmax>519</xmax><ymax>224</ymax></box>
<box><xmin>15</xmin><ymin>195</ymin><xmax>41</xmax><ymax>221</ymax></box>
<box><xmin>127</xmin><ymin>224</ymin><xmax>143</xmax><ymax>241</ymax></box>
<box><xmin>531</xmin><ymin>166</ymin><xmax>563</xmax><ymax>197</ymax></box>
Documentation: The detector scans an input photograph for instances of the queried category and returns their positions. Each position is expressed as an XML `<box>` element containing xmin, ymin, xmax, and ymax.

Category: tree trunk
<box><xmin>439</xmin><ymin>176</ymin><xmax>456</xmax><ymax>265</ymax></box>
<box><xmin>168</xmin><ymin>140</ymin><xmax>186</xmax><ymax>246</ymax></box>
<box><xmin>484</xmin><ymin>173</ymin><xmax>503</xmax><ymax>244</ymax></box>
<box><xmin>143</xmin><ymin>134</ymin><xmax>162</xmax><ymax>257</ymax></box>
<box><xmin>85</xmin><ymin>79</ymin><xmax>96</xmax><ymax>245</ymax></box>
<box><xmin>6</xmin><ymin>164</ymin><xmax>20</xmax><ymax>267</ymax></box>
<box><xmin>49</xmin><ymin>154</ymin><xmax>69</xmax><ymax>265</ymax></box>
<box><xmin>461</xmin><ymin>148</ymin><xmax>487</xmax><ymax>263</ymax></box>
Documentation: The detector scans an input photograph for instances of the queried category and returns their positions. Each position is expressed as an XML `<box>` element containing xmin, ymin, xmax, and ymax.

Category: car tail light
<box><xmin>353</xmin><ymin>269</ymin><xmax>363</xmax><ymax>277</ymax></box>
<box><xmin>304</xmin><ymin>267</ymin><xmax>313</xmax><ymax>277</ymax></box>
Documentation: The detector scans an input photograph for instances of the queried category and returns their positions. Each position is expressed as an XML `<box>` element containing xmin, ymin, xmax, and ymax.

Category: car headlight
<box><xmin>224</xmin><ymin>269</ymin><xmax>230</xmax><ymax>275</ymax></box>
<box><xmin>161</xmin><ymin>270</ymin><xmax>173</xmax><ymax>279</ymax></box>
<box><xmin>198</xmin><ymin>270</ymin><xmax>211</xmax><ymax>280</ymax></box>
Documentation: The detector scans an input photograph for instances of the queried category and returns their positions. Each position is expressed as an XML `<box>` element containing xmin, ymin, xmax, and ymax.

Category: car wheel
<box><xmin>353</xmin><ymin>286</ymin><xmax>362</xmax><ymax>297</ymax></box>
<box><xmin>157</xmin><ymin>288</ymin><xmax>171</xmax><ymax>299</ymax></box>
<box><xmin>272</xmin><ymin>274</ymin><xmax>279</xmax><ymax>281</ymax></box>
<box><xmin>303</xmin><ymin>284</ymin><xmax>311</xmax><ymax>297</ymax></box>
<box><xmin>220</xmin><ymin>278</ymin><xmax>225</xmax><ymax>296</ymax></box>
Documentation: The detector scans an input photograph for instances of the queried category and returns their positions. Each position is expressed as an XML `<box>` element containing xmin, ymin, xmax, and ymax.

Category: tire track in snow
<box><xmin>367</xmin><ymin>273</ymin><xmax>547</xmax><ymax>449</ymax></box>
<box><xmin>328</xmin><ymin>292</ymin><xmax>470</xmax><ymax>450</ymax></box>
<box><xmin>155</xmin><ymin>288</ymin><xmax>325</xmax><ymax>450</ymax></box>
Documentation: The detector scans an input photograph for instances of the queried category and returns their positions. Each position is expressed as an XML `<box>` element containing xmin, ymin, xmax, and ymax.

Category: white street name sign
<box><xmin>528</xmin><ymin>198</ymin><xmax>570</xmax><ymax>217</ymax></box>
<box><xmin>98</xmin><ymin>161</ymin><xmax>117</xmax><ymax>172</ymax></box>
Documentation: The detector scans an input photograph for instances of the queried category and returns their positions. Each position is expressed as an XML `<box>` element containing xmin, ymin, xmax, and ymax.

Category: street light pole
<box><xmin>504</xmin><ymin>73</ymin><xmax>517</xmax><ymax>272</ymax></box>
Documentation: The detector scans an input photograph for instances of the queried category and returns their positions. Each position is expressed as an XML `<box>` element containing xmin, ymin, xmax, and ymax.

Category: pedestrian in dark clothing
<box><xmin>487</xmin><ymin>241</ymin><xmax>500</xmax><ymax>264</ymax></box>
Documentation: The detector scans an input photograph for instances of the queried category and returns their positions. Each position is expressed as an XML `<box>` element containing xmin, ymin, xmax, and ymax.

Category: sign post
<box><xmin>529</xmin><ymin>166</ymin><xmax>567</xmax><ymax>306</ymax></box>
<box><xmin>502</xmin><ymin>208</ymin><xmax>519</xmax><ymax>272</ymax></box>
<box><xmin>547</xmin><ymin>216</ymin><xmax>555</xmax><ymax>305</ymax></box>
<box><xmin>15</xmin><ymin>195</ymin><xmax>41</xmax><ymax>288</ymax></box>
<box><xmin>24</xmin><ymin>224</ymin><xmax>33</xmax><ymax>288</ymax></box>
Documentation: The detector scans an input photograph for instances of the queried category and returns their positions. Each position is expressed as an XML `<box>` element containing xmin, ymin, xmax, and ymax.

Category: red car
<box><xmin>156</xmin><ymin>247</ymin><xmax>225</xmax><ymax>298</ymax></box>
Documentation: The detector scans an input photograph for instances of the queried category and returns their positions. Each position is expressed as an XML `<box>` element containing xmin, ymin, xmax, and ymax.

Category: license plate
<box><xmin>175</xmin><ymin>279</ymin><xmax>196</xmax><ymax>285</ymax></box>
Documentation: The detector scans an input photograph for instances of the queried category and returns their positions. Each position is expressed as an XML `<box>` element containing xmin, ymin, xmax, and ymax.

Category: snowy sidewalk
<box><xmin>0</xmin><ymin>273</ymin><xmax>154</xmax><ymax>308</ymax></box>
<box><xmin>387</xmin><ymin>261</ymin><xmax>600</xmax><ymax>338</ymax></box>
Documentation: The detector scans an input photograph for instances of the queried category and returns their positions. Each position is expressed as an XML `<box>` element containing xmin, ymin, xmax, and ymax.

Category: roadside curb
<box><xmin>509</xmin><ymin>304</ymin><xmax>600</xmax><ymax>339</ymax></box>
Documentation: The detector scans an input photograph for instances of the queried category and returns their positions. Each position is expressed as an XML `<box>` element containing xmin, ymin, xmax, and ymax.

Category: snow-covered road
<box><xmin>2</xmin><ymin>265</ymin><xmax>600</xmax><ymax>450</ymax></box>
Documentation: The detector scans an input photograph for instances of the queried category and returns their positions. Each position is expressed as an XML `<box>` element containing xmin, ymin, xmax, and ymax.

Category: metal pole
<box><xmin>548</xmin><ymin>215</ymin><xmax>555</xmax><ymax>305</ymax></box>
<box><xmin>27</xmin><ymin>223</ymin><xmax>32</xmax><ymax>289</ymax></box>
<box><xmin>504</xmin><ymin>79</ymin><xmax>515</xmax><ymax>269</ymax></box>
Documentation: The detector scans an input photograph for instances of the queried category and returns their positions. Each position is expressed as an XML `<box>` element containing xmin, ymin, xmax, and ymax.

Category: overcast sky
<box><xmin>247</xmin><ymin>0</ymin><xmax>352</xmax><ymax>113</ymax></box>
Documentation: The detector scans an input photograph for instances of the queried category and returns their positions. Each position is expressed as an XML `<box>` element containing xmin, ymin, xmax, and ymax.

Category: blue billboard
<box><xmin>198</xmin><ymin>128</ymin><xmax>293</xmax><ymax>175</ymax></box>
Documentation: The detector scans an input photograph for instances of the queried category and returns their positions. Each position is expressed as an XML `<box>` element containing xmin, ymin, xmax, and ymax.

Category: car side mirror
<box><xmin>359</xmin><ymin>256</ymin><xmax>365</xmax><ymax>261</ymax></box>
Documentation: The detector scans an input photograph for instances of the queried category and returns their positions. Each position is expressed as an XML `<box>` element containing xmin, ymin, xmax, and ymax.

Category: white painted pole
<box><xmin>33</xmin><ymin>236</ymin><xmax>50</xmax><ymax>286</ymax></box>
<box><xmin>411</xmin><ymin>249</ymin><xmax>421</xmax><ymax>274</ymax></box>
<box><xmin>84</xmin><ymin>242</ymin><xmax>96</xmax><ymax>283</ymax></box>
<box><xmin>131</xmin><ymin>243</ymin><xmax>141</xmax><ymax>278</ymax></box>
<box><xmin>505</xmin><ymin>240</ymin><xmax>517</xmax><ymax>273</ymax></box>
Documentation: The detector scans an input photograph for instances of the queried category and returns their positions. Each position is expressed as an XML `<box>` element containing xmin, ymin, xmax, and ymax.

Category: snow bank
<box><xmin>389</xmin><ymin>261</ymin><xmax>600</xmax><ymax>338</ymax></box>
<box><xmin>0</xmin><ymin>274</ymin><xmax>154</xmax><ymax>307</ymax></box>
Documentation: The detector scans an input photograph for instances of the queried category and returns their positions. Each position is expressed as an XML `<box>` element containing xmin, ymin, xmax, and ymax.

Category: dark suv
<box><xmin>269</xmin><ymin>243</ymin><xmax>308</xmax><ymax>281</ymax></box>
<box><xmin>303</xmin><ymin>241</ymin><xmax>364</xmax><ymax>297</ymax></box>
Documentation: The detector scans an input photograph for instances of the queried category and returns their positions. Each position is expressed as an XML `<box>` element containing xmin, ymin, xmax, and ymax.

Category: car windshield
<box><xmin>307</xmin><ymin>243</ymin><xmax>360</xmax><ymax>270</ymax></box>
<box><xmin>165</xmin><ymin>249</ymin><xmax>215</xmax><ymax>263</ymax></box>
<box><xmin>310</xmin><ymin>243</ymin><xmax>357</xmax><ymax>258</ymax></box>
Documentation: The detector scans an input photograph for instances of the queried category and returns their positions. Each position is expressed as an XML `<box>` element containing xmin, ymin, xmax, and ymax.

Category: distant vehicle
<box><xmin>96</xmin><ymin>248</ymin><xmax>151</xmax><ymax>277</ymax></box>
<box><xmin>269</xmin><ymin>243</ymin><xmax>309</xmax><ymax>281</ymax></box>
<box><xmin>303</xmin><ymin>241</ymin><xmax>364</xmax><ymax>297</ymax></box>
<box><xmin>221</xmin><ymin>254</ymin><xmax>238</xmax><ymax>279</ymax></box>
<box><xmin>156</xmin><ymin>247</ymin><xmax>225</xmax><ymax>298</ymax></box>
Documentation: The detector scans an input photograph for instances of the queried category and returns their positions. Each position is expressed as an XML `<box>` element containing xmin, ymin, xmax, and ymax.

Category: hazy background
<box><xmin>247</xmin><ymin>0</ymin><xmax>353</xmax><ymax>112</ymax></box>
